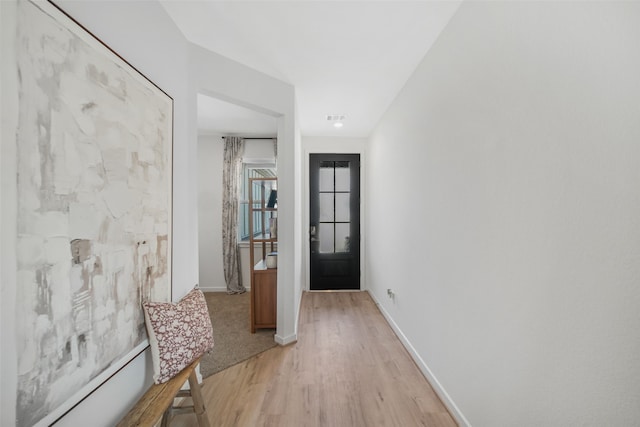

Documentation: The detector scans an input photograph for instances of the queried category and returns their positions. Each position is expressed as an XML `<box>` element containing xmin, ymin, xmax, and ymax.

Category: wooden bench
<box><xmin>116</xmin><ymin>357</ymin><xmax>210</xmax><ymax>427</ymax></box>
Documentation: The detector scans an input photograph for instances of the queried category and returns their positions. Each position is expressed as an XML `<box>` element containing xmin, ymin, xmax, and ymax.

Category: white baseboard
<box><xmin>368</xmin><ymin>291</ymin><xmax>471</xmax><ymax>427</ymax></box>
<box><xmin>274</xmin><ymin>333</ymin><xmax>297</xmax><ymax>346</ymax></box>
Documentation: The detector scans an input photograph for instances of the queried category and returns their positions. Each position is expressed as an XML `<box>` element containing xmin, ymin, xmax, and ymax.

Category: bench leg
<box><xmin>161</xmin><ymin>407</ymin><xmax>171</xmax><ymax>427</ymax></box>
<box><xmin>188</xmin><ymin>371</ymin><xmax>211</xmax><ymax>427</ymax></box>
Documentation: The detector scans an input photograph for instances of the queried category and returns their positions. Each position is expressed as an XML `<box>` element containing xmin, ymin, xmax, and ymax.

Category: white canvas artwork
<box><xmin>14</xmin><ymin>1</ymin><xmax>173</xmax><ymax>425</ymax></box>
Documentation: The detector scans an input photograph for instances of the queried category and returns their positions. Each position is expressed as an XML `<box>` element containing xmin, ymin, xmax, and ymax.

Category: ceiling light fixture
<box><xmin>327</xmin><ymin>114</ymin><xmax>345</xmax><ymax>129</ymax></box>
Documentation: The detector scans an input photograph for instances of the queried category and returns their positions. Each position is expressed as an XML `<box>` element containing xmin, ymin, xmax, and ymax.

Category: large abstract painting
<box><xmin>14</xmin><ymin>1</ymin><xmax>173</xmax><ymax>425</ymax></box>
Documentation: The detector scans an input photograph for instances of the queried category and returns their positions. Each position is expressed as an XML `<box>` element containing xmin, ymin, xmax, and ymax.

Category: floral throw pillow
<box><xmin>142</xmin><ymin>288</ymin><xmax>214</xmax><ymax>384</ymax></box>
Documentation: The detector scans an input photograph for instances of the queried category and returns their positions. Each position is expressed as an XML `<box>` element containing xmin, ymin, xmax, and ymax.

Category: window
<box><xmin>239</xmin><ymin>164</ymin><xmax>276</xmax><ymax>241</ymax></box>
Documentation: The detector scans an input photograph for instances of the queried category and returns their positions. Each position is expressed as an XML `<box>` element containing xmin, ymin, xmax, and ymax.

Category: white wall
<box><xmin>302</xmin><ymin>136</ymin><xmax>367</xmax><ymax>291</ymax></box>
<box><xmin>198</xmin><ymin>134</ymin><xmax>226</xmax><ymax>291</ymax></box>
<box><xmin>290</xmin><ymin>113</ymin><xmax>304</xmax><ymax>339</ymax></box>
<box><xmin>1</xmin><ymin>0</ymin><xmax>300</xmax><ymax>425</ymax></box>
<box><xmin>366</xmin><ymin>2</ymin><xmax>640</xmax><ymax>426</ymax></box>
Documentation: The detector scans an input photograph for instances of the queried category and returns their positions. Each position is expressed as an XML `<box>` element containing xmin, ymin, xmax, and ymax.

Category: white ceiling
<box><xmin>161</xmin><ymin>1</ymin><xmax>462</xmax><ymax>137</ymax></box>
<box><xmin>197</xmin><ymin>94</ymin><xmax>278</xmax><ymax>136</ymax></box>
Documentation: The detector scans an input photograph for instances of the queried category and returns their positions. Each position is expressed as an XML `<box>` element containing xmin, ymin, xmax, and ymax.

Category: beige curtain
<box><xmin>222</xmin><ymin>137</ymin><xmax>246</xmax><ymax>294</ymax></box>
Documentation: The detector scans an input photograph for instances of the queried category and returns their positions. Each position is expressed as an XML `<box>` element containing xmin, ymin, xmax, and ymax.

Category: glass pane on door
<box><xmin>335</xmin><ymin>162</ymin><xmax>350</xmax><ymax>192</ymax></box>
<box><xmin>335</xmin><ymin>193</ymin><xmax>350</xmax><ymax>222</ymax></box>
<box><xmin>335</xmin><ymin>223</ymin><xmax>350</xmax><ymax>253</ymax></box>
<box><xmin>319</xmin><ymin>223</ymin><xmax>334</xmax><ymax>253</ymax></box>
<box><xmin>319</xmin><ymin>161</ymin><xmax>334</xmax><ymax>192</ymax></box>
<box><xmin>319</xmin><ymin>193</ymin><xmax>334</xmax><ymax>222</ymax></box>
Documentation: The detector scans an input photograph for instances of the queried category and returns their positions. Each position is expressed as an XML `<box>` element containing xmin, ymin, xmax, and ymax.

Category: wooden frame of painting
<box><xmin>13</xmin><ymin>1</ymin><xmax>173</xmax><ymax>425</ymax></box>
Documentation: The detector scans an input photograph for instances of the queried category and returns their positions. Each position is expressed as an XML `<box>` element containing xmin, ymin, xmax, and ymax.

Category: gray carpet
<box><xmin>200</xmin><ymin>291</ymin><xmax>277</xmax><ymax>378</ymax></box>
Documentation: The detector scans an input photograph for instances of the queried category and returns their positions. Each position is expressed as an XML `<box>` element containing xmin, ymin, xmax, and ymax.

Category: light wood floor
<box><xmin>174</xmin><ymin>291</ymin><xmax>456</xmax><ymax>427</ymax></box>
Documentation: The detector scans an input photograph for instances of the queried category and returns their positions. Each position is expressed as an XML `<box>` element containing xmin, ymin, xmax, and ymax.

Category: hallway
<box><xmin>175</xmin><ymin>291</ymin><xmax>456</xmax><ymax>427</ymax></box>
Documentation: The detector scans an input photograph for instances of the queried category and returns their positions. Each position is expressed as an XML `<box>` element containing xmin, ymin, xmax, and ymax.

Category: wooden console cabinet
<box><xmin>251</xmin><ymin>261</ymin><xmax>277</xmax><ymax>331</ymax></box>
